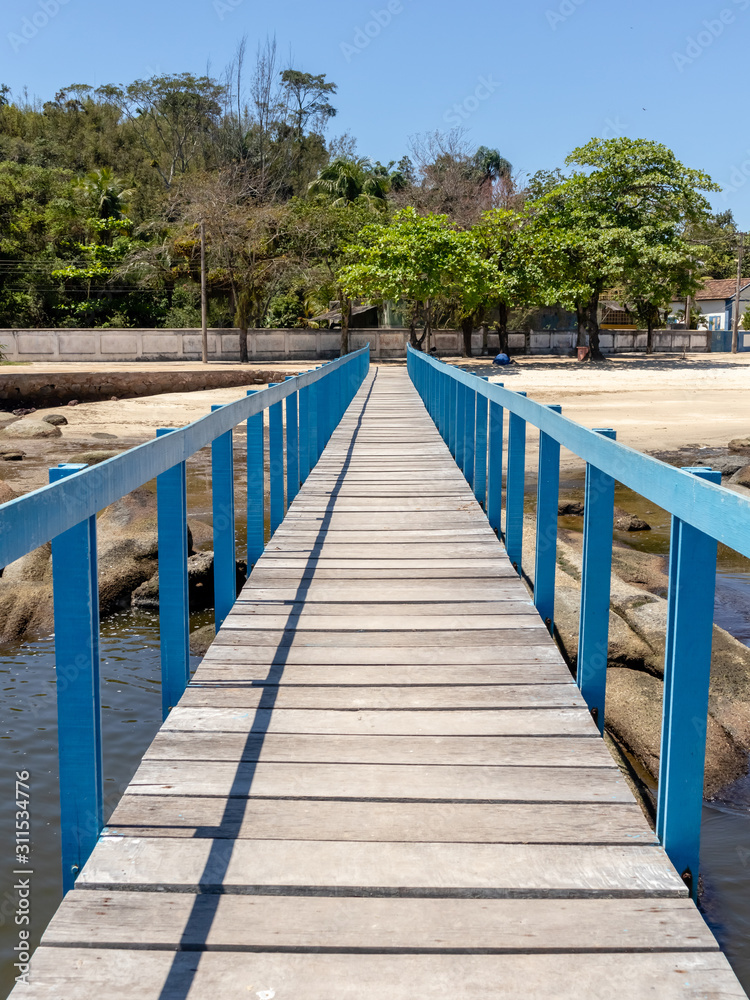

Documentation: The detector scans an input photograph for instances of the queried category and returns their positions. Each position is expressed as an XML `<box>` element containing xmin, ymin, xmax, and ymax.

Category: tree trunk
<box><xmin>575</xmin><ymin>301</ymin><xmax>588</xmax><ymax>349</ymax></box>
<box><xmin>460</xmin><ymin>318</ymin><xmax>473</xmax><ymax>358</ymax></box>
<box><xmin>339</xmin><ymin>290</ymin><xmax>352</xmax><ymax>356</ymax></box>
<box><xmin>239</xmin><ymin>327</ymin><xmax>249</xmax><ymax>363</ymax></box>
<box><xmin>584</xmin><ymin>293</ymin><xmax>604</xmax><ymax>360</ymax></box>
<box><xmin>646</xmin><ymin>311</ymin><xmax>654</xmax><ymax>355</ymax></box>
<box><xmin>496</xmin><ymin>302</ymin><xmax>509</xmax><ymax>354</ymax></box>
<box><xmin>481</xmin><ymin>322</ymin><xmax>489</xmax><ymax>355</ymax></box>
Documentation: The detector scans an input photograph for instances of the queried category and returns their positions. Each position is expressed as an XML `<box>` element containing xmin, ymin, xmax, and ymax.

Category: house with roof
<box><xmin>670</xmin><ymin>278</ymin><xmax>750</xmax><ymax>331</ymax></box>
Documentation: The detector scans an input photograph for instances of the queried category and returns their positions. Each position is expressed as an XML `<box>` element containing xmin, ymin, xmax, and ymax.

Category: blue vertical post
<box><xmin>211</xmin><ymin>405</ymin><xmax>236</xmax><ymax>632</ymax></box>
<box><xmin>156</xmin><ymin>430</ymin><xmax>190</xmax><ymax>719</ymax></box>
<box><xmin>534</xmin><ymin>406</ymin><xmax>562</xmax><ymax>634</ymax></box>
<box><xmin>246</xmin><ymin>391</ymin><xmax>264</xmax><ymax>570</ymax></box>
<box><xmin>268</xmin><ymin>385</ymin><xmax>284</xmax><ymax>535</ymax></box>
<box><xmin>285</xmin><ymin>378</ymin><xmax>299</xmax><ymax>505</ymax></box>
<box><xmin>308</xmin><ymin>372</ymin><xmax>318</xmax><ymax>472</ymax></box>
<box><xmin>657</xmin><ymin>467</ymin><xmax>721</xmax><ymax>899</ymax></box>
<box><xmin>474</xmin><ymin>379</ymin><xmax>488</xmax><ymax>507</ymax></box>
<box><xmin>298</xmin><ymin>382</ymin><xmax>311</xmax><ymax>485</ymax></box>
<box><xmin>505</xmin><ymin>393</ymin><xmax>527</xmax><ymax>575</ymax></box>
<box><xmin>464</xmin><ymin>380</ymin><xmax>476</xmax><ymax>488</ymax></box>
<box><xmin>448</xmin><ymin>378</ymin><xmax>457</xmax><ymax>457</ymax></box>
<box><xmin>317</xmin><ymin>366</ymin><xmax>329</xmax><ymax>455</ymax></box>
<box><xmin>49</xmin><ymin>463</ymin><xmax>102</xmax><ymax>894</ymax></box>
<box><xmin>487</xmin><ymin>390</ymin><xmax>504</xmax><ymax>535</ymax></box>
<box><xmin>455</xmin><ymin>380</ymin><xmax>466</xmax><ymax>471</ymax></box>
<box><xmin>577</xmin><ymin>429</ymin><xmax>617</xmax><ymax>732</ymax></box>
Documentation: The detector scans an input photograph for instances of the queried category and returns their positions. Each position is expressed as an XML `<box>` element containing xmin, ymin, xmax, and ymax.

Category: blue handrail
<box><xmin>407</xmin><ymin>343</ymin><xmax>746</xmax><ymax>900</ymax></box>
<box><xmin>0</xmin><ymin>345</ymin><xmax>370</xmax><ymax>893</ymax></box>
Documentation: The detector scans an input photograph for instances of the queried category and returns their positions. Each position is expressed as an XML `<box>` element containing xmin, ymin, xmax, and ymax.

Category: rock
<box><xmin>12</xmin><ymin>408</ymin><xmax>35</xmax><ymax>417</ymax></box>
<box><xmin>558</xmin><ymin>501</ymin><xmax>651</xmax><ymax>531</ymax></box>
<box><xmin>70</xmin><ymin>450</ymin><xmax>120</xmax><ymax>466</ymax></box>
<box><xmin>0</xmin><ymin>452</ymin><xmax>24</xmax><ymax>462</ymax></box>
<box><xmin>2</xmin><ymin>542</ymin><xmax>52</xmax><ymax>583</ymax></box>
<box><xmin>613</xmin><ymin>506</ymin><xmax>651</xmax><ymax>532</ymax></box>
<box><xmin>92</xmin><ymin>432</ymin><xmax>117</xmax><ymax>440</ymax></box>
<box><xmin>547</xmin><ymin>526</ymin><xmax>750</xmax><ymax>798</ymax></box>
<box><xmin>729</xmin><ymin>464</ymin><xmax>750</xmax><ymax>488</ymax></box>
<box><xmin>1</xmin><ymin>420</ymin><xmax>62</xmax><ymax>440</ymax></box>
<box><xmin>42</xmin><ymin>414</ymin><xmax>68</xmax><ymax>427</ymax></box>
<box><xmin>67</xmin><ymin>400</ymin><xmax>80</xmax><ymax>407</ymax></box>
<box><xmin>132</xmin><ymin>551</ymin><xmax>247</xmax><ymax>612</ymax></box>
<box><xmin>710</xmin><ymin>455</ymin><xmax>745</xmax><ymax>477</ymax></box>
<box><xmin>558</xmin><ymin>501</ymin><xmax>585</xmax><ymax>516</ymax></box>
<box><xmin>729</xmin><ymin>437</ymin><xmax>750</xmax><ymax>454</ymax></box>
<box><xmin>0</xmin><ymin>482</ymin><xmax>18</xmax><ymax>506</ymax></box>
<box><xmin>190</xmin><ymin>623</ymin><xmax>215</xmax><ymax>657</ymax></box>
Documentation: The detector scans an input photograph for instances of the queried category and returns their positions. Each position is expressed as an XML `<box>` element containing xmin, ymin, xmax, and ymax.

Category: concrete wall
<box><xmin>0</xmin><ymin>327</ymin><xmax>712</xmax><ymax>362</ymax></box>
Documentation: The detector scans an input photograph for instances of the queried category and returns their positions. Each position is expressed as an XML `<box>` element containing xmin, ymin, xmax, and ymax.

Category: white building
<box><xmin>671</xmin><ymin>277</ymin><xmax>750</xmax><ymax>330</ymax></box>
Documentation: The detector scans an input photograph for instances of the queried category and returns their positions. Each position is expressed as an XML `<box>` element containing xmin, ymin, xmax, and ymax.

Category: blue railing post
<box><xmin>155</xmin><ymin>430</ymin><xmax>190</xmax><ymax>719</ymax></box>
<box><xmin>448</xmin><ymin>378</ymin><xmax>457</xmax><ymax>457</ymax></box>
<box><xmin>268</xmin><ymin>384</ymin><xmax>284</xmax><ymax>535</ymax></box>
<box><xmin>474</xmin><ymin>377</ymin><xmax>489</xmax><ymax>508</ymax></box>
<box><xmin>211</xmin><ymin>405</ymin><xmax>236</xmax><ymax>631</ymax></box>
<box><xmin>455</xmin><ymin>380</ymin><xmax>466</xmax><ymax>471</ymax></box>
<box><xmin>246</xmin><ymin>390</ymin><xmax>265</xmax><ymax>570</ymax></box>
<box><xmin>285</xmin><ymin>377</ymin><xmax>299</xmax><ymax>505</ymax></box>
<box><xmin>657</xmin><ymin>466</ymin><xmax>721</xmax><ymax>899</ymax></box>
<box><xmin>534</xmin><ymin>405</ymin><xmax>562</xmax><ymax>634</ymax></box>
<box><xmin>487</xmin><ymin>388</ymin><xmax>504</xmax><ymax>535</ymax></box>
<box><xmin>318</xmin><ymin>365</ymin><xmax>330</xmax><ymax>455</ymax></box>
<box><xmin>464</xmin><ymin>381</ymin><xmax>476</xmax><ymax>488</ymax></box>
<box><xmin>299</xmin><ymin>381</ymin><xmax>311</xmax><ymax>485</ymax></box>
<box><xmin>308</xmin><ymin>372</ymin><xmax>319</xmax><ymax>472</ymax></box>
<box><xmin>49</xmin><ymin>463</ymin><xmax>102</xmax><ymax>894</ymax></box>
<box><xmin>577</xmin><ymin>429</ymin><xmax>617</xmax><ymax>732</ymax></box>
<box><xmin>505</xmin><ymin>393</ymin><xmax>527</xmax><ymax>575</ymax></box>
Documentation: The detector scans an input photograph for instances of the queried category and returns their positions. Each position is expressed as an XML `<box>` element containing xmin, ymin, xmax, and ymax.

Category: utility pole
<box><xmin>200</xmin><ymin>220</ymin><xmax>208</xmax><ymax>365</ymax></box>
<box><xmin>684</xmin><ymin>291</ymin><xmax>691</xmax><ymax>332</ymax></box>
<box><xmin>732</xmin><ymin>232</ymin><xmax>745</xmax><ymax>354</ymax></box>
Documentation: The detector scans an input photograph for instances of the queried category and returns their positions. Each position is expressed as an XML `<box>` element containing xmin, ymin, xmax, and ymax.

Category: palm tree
<box><xmin>81</xmin><ymin>167</ymin><xmax>133</xmax><ymax>220</ymax></box>
<box><xmin>308</xmin><ymin>158</ymin><xmax>389</xmax><ymax>210</ymax></box>
<box><xmin>472</xmin><ymin>147</ymin><xmax>512</xmax><ymax>207</ymax></box>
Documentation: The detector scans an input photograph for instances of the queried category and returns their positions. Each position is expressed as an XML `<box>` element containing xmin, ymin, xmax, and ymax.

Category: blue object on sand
<box><xmin>493</xmin><ymin>353</ymin><xmax>511</xmax><ymax>366</ymax></box>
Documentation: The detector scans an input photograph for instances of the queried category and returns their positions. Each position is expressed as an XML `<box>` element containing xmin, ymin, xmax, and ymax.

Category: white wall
<box><xmin>0</xmin><ymin>327</ymin><xmax>711</xmax><ymax>363</ymax></box>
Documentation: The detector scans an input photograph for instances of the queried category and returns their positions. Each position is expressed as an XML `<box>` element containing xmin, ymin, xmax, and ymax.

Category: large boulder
<box><xmin>133</xmin><ymin>551</ymin><xmax>217</xmax><ymax>612</ymax></box>
<box><xmin>548</xmin><ymin>526</ymin><xmax>750</xmax><ymax>798</ymax></box>
<box><xmin>729</xmin><ymin>465</ymin><xmax>750</xmax><ymax>488</ymax></box>
<box><xmin>1</xmin><ymin>420</ymin><xmax>62</xmax><ymax>440</ymax></box>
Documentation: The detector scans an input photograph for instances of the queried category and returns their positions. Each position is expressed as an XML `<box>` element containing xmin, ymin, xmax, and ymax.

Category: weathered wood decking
<box><xmin>17</xmin><ymin>367</ymin><xmax>746</xmax><ymax>998</ymax></box>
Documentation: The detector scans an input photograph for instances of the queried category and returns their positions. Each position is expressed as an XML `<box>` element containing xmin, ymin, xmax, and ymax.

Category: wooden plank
<box><xmin>44</xmin><ymin>893</ymin><xmax>711</xmax><ymax>949</ymax></box>
<box><xmin>78</xmin><ymin>837</ymin><xmax>686</xmax><ymax>896</ymax></box>
<box><xmin>199</xmin><ymin>644</ymin><xmax>568</xmax><ymax>666</ymax></box>
<box><xmin>163</xmin><ymin>706</ymin><xmax>596</xmax><ymax>736</ymax></box>
<box><xmin>143</xmin><ymin>733</ymin><xmax>613</xmax><ymax>768</ymax></box>
<box><xmin>190</xmin><ymin>665</ymin><xmax>572</xmax><ymax>686</ymax></box>
<box><xmin>178</xmin><ymin>684</ymin><xmax>586</xmax><ymax>710</ymax></box>
<box><xmin>125</xmin><ymin>760</ymin><xmax>632</xmax><ymax>802</ymax></box>
<box><xmin>105</xmin><ymin>798</ymin><xmax>657</xmax><ymax>845</ymax></box>
<box><xmin>212</xmin><ymin>628</ymin><xmax>554</xmax><ymax>647</ymax></box>
<box><xmin>221</xmin><ymin>614</ymin><xmax>541</xmax><ymax>631</ymax></box>
<box><xmin>15</xmin><ymin>950</ymin><xmax>743</xmax><ymax>999</ymax></box>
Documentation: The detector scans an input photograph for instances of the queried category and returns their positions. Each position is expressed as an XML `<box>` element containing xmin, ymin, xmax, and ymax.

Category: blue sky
<box><xmin>3</xmin><ymin>0</ymin><xmax>750</xmax><ymax>224</ymax></box>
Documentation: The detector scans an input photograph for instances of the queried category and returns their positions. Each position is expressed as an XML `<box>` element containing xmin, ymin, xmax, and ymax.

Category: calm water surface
<box><xmin>0</xmin><ymin>467</ymin><xmax>749</xmax><ymax>996</ymax></box>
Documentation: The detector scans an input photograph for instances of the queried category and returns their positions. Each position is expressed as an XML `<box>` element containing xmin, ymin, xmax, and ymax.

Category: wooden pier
<box><xmin>16</xmin><ymin>368</ymin><xmax>746</xmax><ymax>998</ymax></box>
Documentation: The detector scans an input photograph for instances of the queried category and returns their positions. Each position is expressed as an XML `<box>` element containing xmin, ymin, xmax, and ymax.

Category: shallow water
<box><xmin>0</xmin><ymin>612</ymin><xmax>203</xmax><ymax>998</ymax></box>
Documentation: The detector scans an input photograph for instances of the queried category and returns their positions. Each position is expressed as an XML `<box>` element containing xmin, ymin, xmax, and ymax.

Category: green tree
<box><xmin>526</xmin><ymin>138</ymin><xmax>717</xmax><ymax>358</ymax></box>
<box><xmin>308</xmin><ymin>157</ymin><xmax>389</xmax><ymax>209</ymax></box>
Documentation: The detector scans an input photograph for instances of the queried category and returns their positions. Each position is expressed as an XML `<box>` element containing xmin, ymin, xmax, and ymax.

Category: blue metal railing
<box><xmin>407</xmin><ymin>343</ymin><xmax>749</xmax><ymax>899</ymax></box>
<box><xmin>0</xmin><ymin>346</ymin><xmax>370</xmax><ymax>892</ymax></box>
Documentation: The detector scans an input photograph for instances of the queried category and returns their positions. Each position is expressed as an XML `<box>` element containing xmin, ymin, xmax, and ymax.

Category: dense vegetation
<box><xmin>0</xmin><ymin>41</ymin><xmax>741</xmax><ymax>357</ymax></box>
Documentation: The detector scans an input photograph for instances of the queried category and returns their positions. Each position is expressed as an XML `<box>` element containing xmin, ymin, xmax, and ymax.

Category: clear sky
<box><xmin>3</xmin><ymin>0</ymin><xmax>750</xmax><ymax>224</ymax></box>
